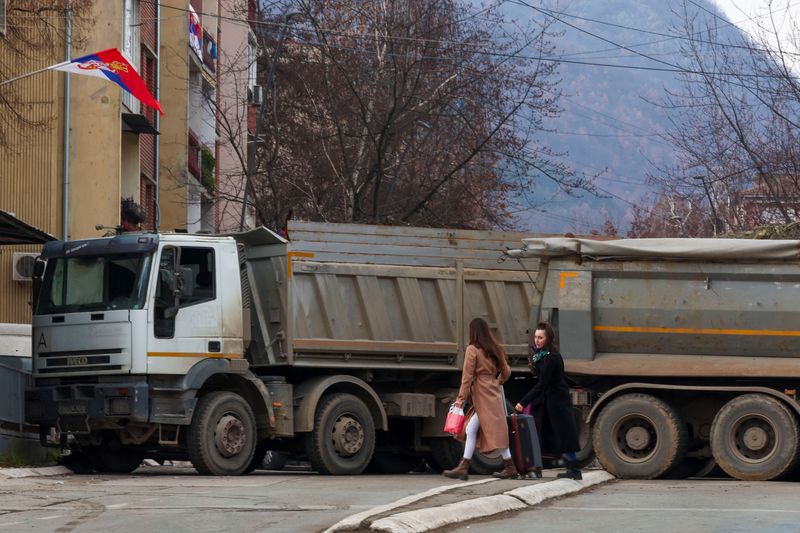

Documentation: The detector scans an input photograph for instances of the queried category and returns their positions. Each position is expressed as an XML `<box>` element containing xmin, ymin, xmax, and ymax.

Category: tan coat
<box><xmin>455</xmin><ymin>344</ymin><xmax>511</xmax><ymax>452</ymax></box>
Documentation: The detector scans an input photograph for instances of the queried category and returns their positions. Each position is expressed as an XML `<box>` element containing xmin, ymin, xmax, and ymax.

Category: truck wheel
<box><xmin>710</xmin><ymin>394</ymin><xmax>800</xmax><ymax>481</ymax></box>
<box><xmin>574</xmin><ymin>406</ymin><xmax>595</xmax><ymax>467</ymax></box>
<box><xmin>188</xmin><ymin>391</ymin><xmax>257</xmax><ymax>476</ymax></box>
<box><xmin>305</xmin><ymin>393</ymin><xmax>375</xmax><ymax>475</ymax></box>
<box><xmin>430</xmin><ymin>438</ymin><xmax>461</xmax><ymax>470</ymax></box>
<box><xmin>471</xmin><ymin>450</ymin><xmax>504</xmax><ymax>475</ymax></box>
<box><xmin>593</xmin><ymin>393</ymin><xmax>687</xmax><ymax>479</ymax></box>
<box><xmin>428</xmin><ymin>437</ymin><xmax>502</xmax><ymax>474</ymax></box>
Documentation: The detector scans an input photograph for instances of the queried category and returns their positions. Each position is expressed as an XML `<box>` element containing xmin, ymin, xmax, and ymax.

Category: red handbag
<box><xmin>443</xmin><ymin>405</ymin><xmax>466</xmax><ymax>435</ymax></box>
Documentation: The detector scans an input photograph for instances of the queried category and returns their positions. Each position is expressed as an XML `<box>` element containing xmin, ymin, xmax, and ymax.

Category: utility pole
<box><xmin>239</xmin><ymin>11</ymin><xmax>302</xmax><ymax>232</ymax></box>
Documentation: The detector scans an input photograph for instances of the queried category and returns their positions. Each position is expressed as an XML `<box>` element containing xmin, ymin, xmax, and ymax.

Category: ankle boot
<box><xmin>556</xmin><ymin>460</ymin><xmax>582</xmax><ymax>480</ymax></box>
<box><xmin>492</xmin><ymin>459</ymin><xmax>520</xmax><ymax>479</ymax></box>
<box><xmin>443</xmin><ymin>458</ymin><xmax>470</xmax><ymax>480</ymax></box>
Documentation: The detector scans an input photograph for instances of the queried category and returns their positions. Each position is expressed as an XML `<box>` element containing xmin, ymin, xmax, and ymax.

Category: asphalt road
<box><xmin>3</xmin><ymin>467</ymin><xmax>798</xmax><ymax>533</ymax></box>
<box><xmin>0</xmin><ymin>465</ymin><xmax>452</xmax><ymax>533</ymax></box>
<box><xmin>450</xmin><ymin>478</ymin><xmax>800</xmax><ymax>533</ymax></box>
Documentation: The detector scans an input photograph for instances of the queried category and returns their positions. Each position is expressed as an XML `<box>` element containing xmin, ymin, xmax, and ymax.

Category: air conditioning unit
<box><xmin>12</xmin><ymin>252</ymin><xmax>38</xmax><ymax>282</ymax></box>
<box><xmin>249</xmin><ymin>85</ymin><xmax>263</xmax><ymax>106</ymax></box>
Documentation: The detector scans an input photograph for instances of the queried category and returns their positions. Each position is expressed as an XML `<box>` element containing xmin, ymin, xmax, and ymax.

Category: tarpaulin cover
<box><xmin>506</xmin><ymin>237</ymin><xmax>800</xmax><ymax>261</ymax></box>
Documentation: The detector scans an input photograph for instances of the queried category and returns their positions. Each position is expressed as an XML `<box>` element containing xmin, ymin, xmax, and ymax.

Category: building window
<box><xmin>141</xmin><ymin>179</ymin><xmax>155</xmax><ymax>231</ymax></box>
<box><xmin>0</xmin><ymin>0</ymin><xmax>6</xmax><ymax>36</ymax></box>
<box><xmin>122</xmin><ymin>0</ymin><xmax>140</xmax><ymax>112</ymax></box>
<box><xmin>247</xmin><ymin>30</ymin><xmax>257</xmax><ymax>90</ymax></box>
<box><xmin>141</xmin><ymin>49</ymin><xmax>156</xmax><ymax>123</ymax></box>
<box><xmin>188</xmin><ymin>130</ymin><xmax>201</xmax><ymax>180</ymax></box>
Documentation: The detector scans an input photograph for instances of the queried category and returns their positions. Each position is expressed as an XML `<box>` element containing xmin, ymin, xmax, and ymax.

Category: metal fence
<box><xmin>0</xmin><ymin>356</ymin><xmax>31</xmax><ymax>430</ymax></box>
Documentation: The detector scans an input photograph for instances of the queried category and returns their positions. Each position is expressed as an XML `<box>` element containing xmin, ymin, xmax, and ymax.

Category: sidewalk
<box><xmin>325</xmin><ymin>468</ymin><xmax>614</xmax><ymax>533</ymax></box>
<box><xmin>0</xmin><ymin>462</ymin><xmax>615</xmax><ymax>532</ymax></box>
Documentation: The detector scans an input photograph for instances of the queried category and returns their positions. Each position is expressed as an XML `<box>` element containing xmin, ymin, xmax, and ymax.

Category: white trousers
<box><xmin>463</xmin><ymin>413</ymin><xmax>511</xmax><ymax>460</ymax></box>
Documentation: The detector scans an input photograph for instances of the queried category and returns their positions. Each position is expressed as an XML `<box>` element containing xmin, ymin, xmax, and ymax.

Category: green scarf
<box><xmin>532</xmin><ymin>348</ymin><xmax>549</xmax><ymax>364</ymax></box>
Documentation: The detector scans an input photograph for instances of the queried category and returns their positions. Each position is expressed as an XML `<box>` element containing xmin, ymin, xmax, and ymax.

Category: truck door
<box><xmin>147</xmin><ymin>244</ymin><xmax>223</xmax><ymax>373</ymax></box>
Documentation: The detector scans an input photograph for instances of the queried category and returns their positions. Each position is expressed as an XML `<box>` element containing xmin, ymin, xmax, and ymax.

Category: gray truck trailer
<box><xmin>506</xmin><ymin>236</ymin><xmax>800</xmax><ymax>481</ymax></box>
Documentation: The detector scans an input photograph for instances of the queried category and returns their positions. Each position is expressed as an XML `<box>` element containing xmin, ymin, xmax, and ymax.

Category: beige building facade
<box><xmin>0</xmin><ymin>0</ymin><xmax>251</xmax><ymax>326</ymax></box>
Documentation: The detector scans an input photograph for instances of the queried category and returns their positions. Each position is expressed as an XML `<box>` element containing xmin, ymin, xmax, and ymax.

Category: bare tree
<box><xmin>244</xmin><ymin>0</ymin><xmax>590</xmax><ymax>231</ymax></box>
<box><xmin>651</xmin><ymin>0</ymin><xmax>800</xmax><ymax>234</ymax></box>
<box><xmin>0</xmin><ymin>0</ymin><xmax>93</xmax><ymax>150</ymax></box>
<box><xmin>628</xmin><ymin>191</ymin><xmax>714</xmax><ymax>237</ymax></box>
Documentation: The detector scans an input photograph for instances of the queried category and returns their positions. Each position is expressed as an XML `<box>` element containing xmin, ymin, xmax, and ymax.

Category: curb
<box><xmin>324</xmin><ymin>478</ymin><xmax>500</xmax><ymax>532</ymax></box>
<box><xmin>347</xmin><ymin>470</ymin><xmax>615</xmax><ymax>533</ymax></box>
<box><xmin>0</xmin><ymin>465</ymin><xmax>73</xmax><ymax>478</ymax></box>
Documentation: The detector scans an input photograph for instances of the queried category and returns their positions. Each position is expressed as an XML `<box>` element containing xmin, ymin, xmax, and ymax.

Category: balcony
<box><xmin>187</xmin><ymin>130</ymin><xmax>215</xmax><ymax>192</ymax></box>
<box><xmin>203</xmin><ymin>30</ymin><xmax>217</xmax><ymax>74</ymax></box>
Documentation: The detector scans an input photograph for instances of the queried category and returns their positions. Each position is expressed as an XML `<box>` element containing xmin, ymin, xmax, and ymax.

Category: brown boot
<box><xmin>492</xmin><ymin>459</ymin><xmax>520</xmax><ymax>479</ymax></box>
<box><xmin>443</xmin><ymin>458</ymin><xmax>470</xmax><ymax>480</ymax></box>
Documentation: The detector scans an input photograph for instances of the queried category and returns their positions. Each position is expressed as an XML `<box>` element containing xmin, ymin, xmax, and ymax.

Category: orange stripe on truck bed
<box><xmin>147</xmin><ymin>352</ymin><xmax>244</xmax><ymax>358</ymax></box>
<box><xmin>593</xmin><ymin>325</ymin><xmax>800</xmax><ymax>337</ymax></box>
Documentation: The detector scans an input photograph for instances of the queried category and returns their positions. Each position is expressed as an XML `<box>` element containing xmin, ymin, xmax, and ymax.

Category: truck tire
<box><xmin>430</xmin><ymin>438</ymin><xmax>461</xmax><ymax>470</ymax></box>
<box><xmin>428</xmin><ymin>437</ymin><xmax>502</xmax><ymax>474</ymax></box>
<box><xmin>187</xmin><ymin>391</ymin><xmax>257</xmax><ymax>476</ymax></box>
<box><xmin>574</xmin><ymin>406</ymin><xmax>595</xmax><ymax>467</ymax></box>
<box><xmin>710</xmin><ymin>394</ymin><xmax>800</xmax><ymax>481</ymax></box>
<box><xmin>471</xmin><ymin>450</ymin><xmax>504</xmax><ymax>475</ymax></box>
<box><xmin>593</xmin><ymin>393</ymin><xmax>687</xmax><ymax>479</ymax></box>
<box><xmin>305</xmin><ymin>393</ymin><xmax>376</xmax><ymax>475</ymax></box>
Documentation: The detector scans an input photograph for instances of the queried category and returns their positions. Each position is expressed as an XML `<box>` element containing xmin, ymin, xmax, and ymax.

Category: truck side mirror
<box><xmin>33</xmin><ymin>258</ymin><xmax>46</xmax><ymax>277</ymax></box>
<box><xmin>32</xmin><ymin>258</ymin><xmax>46</xmax><ymax>314</ymax></box>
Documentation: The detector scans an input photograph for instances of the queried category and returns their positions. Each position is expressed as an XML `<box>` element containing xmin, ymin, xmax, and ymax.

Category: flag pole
<box><xmin>0</xmin><ymin>62</ymin><xmax>70</xmax><ymax>87</ymax></box>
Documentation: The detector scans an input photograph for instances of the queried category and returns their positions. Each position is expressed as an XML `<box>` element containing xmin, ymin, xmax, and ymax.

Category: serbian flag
<box><xmin>50</xmin><ymin>48</ymin><xmax>164</xmax><ymax>115</ymax></box>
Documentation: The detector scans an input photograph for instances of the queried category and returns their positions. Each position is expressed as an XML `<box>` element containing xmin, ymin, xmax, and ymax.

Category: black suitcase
<box><xmin>507</xmin><ymin>413</ymin><xmax>543</xmax><ymax>478</ymax></box>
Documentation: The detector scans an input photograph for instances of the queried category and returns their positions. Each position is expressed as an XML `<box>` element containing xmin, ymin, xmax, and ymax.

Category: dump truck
<box><xmin>505</xmin><ymin>236</ymin><xmax>800</xmax><ymax>481</ymax></box>
<box><xmin>25</xmin><ymin>221</ymin><xmax>562</xmax><ymax>476</ymax></box>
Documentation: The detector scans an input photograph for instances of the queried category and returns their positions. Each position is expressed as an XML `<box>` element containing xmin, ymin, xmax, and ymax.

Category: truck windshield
<box><xmin>37</xmin><ymin>253</ymin><xmax>152</xmax><ymax>314</ymax></box>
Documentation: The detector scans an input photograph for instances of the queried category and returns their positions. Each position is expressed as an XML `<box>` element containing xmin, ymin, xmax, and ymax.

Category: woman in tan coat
<box><xmin>443</xmin><ymin>318</ymin><xmax>518</xmax><ymax>480</ymax></box>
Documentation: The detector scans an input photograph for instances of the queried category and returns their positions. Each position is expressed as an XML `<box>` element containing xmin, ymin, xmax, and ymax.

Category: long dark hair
<box><xmin>534</xmin><ymin>321</ymin><xmax>559</xmax><ymax>352</ymax></box>
<box><xmin>469</xmin><ymin>318</ymin><xmax>506</xmax><ymax>369</ymax></box>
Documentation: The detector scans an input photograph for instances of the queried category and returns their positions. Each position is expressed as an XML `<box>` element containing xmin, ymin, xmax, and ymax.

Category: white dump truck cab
<box><xmin>25</xmin><ymin>232</ymin><xmax>270</xmax><ymax>474</ymax></box>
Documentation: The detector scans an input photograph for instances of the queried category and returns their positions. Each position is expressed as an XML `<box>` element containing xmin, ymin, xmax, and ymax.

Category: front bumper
<box><xmin>25</xmin><ymin>380</ymin><xmax>151</xmax><ymax>433</ymax></box>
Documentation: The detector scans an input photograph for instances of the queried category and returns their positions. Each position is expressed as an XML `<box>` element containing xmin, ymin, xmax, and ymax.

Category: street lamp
<box><xmin>239</xmin><ymin>10</ymin><xmax>304</xmax><ymax>232</ymax></box>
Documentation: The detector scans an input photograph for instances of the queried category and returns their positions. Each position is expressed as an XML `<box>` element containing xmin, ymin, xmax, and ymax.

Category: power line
<box><xmin>513</xmin><ymin>0</ymin><xmax>800</xmax><ymax>59</ymax></box>
<box><xmin>135</xmin><ymin>0</ymin><xmax>800</xmax><ymax>81</ymax></box>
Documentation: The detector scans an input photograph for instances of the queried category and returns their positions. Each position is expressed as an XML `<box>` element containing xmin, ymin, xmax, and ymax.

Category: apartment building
<box><xmin>0</xmin><ymin>0</ymin><xmax>252</xmax><ymax>324</ymax></box>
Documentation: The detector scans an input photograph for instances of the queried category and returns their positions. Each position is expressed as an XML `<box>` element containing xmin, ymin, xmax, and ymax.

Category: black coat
<box><xmin>519</xmin><ymin>349</ymin><xmax>579</xmax><ymax>454</ymax></box>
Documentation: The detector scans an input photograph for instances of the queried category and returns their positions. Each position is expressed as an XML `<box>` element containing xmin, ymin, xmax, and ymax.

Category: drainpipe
<box><xmin>62</xmin><ymin>2</ymin><xmax>72</xmax><ymax>240</ymax></box>
<box><xmin>154</xmin><ymin>0</ymin><xmax>161</xmax><ymax>232</ymax></box>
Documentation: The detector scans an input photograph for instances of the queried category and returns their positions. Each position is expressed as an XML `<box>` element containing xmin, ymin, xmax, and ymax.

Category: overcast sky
<box><xmin>713</xmin><ymin>0</ymin><xmax>800</xmax><ymax>51</ymax></box>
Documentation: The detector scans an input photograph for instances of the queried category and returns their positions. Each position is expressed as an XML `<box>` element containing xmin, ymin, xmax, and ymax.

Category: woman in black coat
<box><xmin>515</xmin><ymin>322</ymin><xmax>582</xmax><ymax>480</ymax></box>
